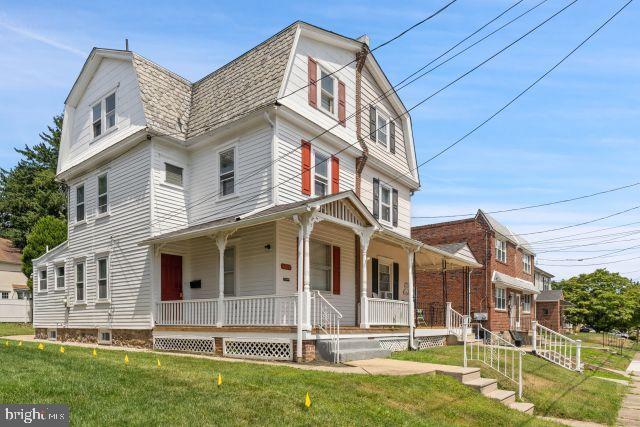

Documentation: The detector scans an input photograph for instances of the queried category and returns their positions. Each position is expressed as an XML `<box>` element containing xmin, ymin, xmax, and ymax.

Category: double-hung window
<box><xmin>92</xmin><ymin>93</ymin><xmax>116</xmax><ymax>138</ymax></box>
<box><xmin>97</xmin><ymin>257</ymin><xmax>109</xmax><ymax>300</ymax></box>
<box><xmin>313</xmin><ymin>150</ymin><xmax>329</xmax><ymax>196</ymax></box>
<box><xmin>76</xmin><ymin>184</ymin><xmax>85</xmax><ymax>222</ymax></box>
<box><xmin>55</xmin><ymin>265</ymin><xmax>65</xmax><ymax>289</ymax></box>
<box><xmin>319</xmin><ymin>69</ymin><xmax>336</xmax><ymax>115</ymax></box>
<box><xmin>522</xmin><ymin>294</ymin><xmax>532</xmax><ymax>313</ymax></box>
<box><xmin>378</xmin><ymin>262</ymin><xmax>392</xmax><ymax>299</ymax></box>
<box><xmin>376</xmin><ymin>112</ymin><xmax>389</xmax><ymax>148</ymax></box>
<box><xmin>543</xmin><ymin>277</ymin><xmax>550</xmax><ymax>291</ymax></box>
<box><xmin>495</xmin><ymin>287</ymin><xmax>506</xmax><ymax>310</ymax></box>
<box><xmin>219</xmin><ymin>147</ymin><xmax>235</xmax><ymax>197</ymax></box>
<box><xmin>310</xmin><ymin>240</ymin><xmax>331</xmax><ymax>292</ymax></box>
<box><xmin>97</xmin><ymin>174</ymin><xmax>108</xmax><ymax>215</ymax></box>
<box><xmin>522</xmin><ymin>254</ymin><xmax>532</xmax><ymax>274</ymax></box>
<box><xmin>495</xmin><ymin>239</ymin><xmax>507</xmax><ymax>263</ymax></box>
<box><xmin>39</xmin><ymin>269</ymin><xmax>47</xmax><ymax>291</ymax></box>
<box><xmin>75</xmin><ymin>262</ymin><xmax>85</xmax><ymax>303</ymax></box>
<box><xmin>223</xmin><ymin>247</ymin><xmax>235</xmax><ymax>296</ymax></box>
<box><xmin>379</xmin><ymin>182</ymin><xmax>392</xmax><ymax>224</ymax></box>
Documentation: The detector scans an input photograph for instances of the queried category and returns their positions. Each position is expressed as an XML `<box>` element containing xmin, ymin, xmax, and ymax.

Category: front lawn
<box><xmin>0</xmin><ymin>341</ymin><xmax>554</xmax><ymax>426</ymax></box>
<box><xmin>0</xmin><ymin>322</ymin><xmax>34</xmax><ymax>337</ymax></box>
<box><xmin>580</xmin><ymin>347</ymin><xmax>636</xmax><ymax>372</ymax></box>
<box><xmin>393</xmin><ymin>345</ymin><xmax>627</xmax><ymax>425</ymax></box>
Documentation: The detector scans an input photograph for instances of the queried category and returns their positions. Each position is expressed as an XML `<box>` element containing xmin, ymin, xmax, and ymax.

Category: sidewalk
<box><xmin>617</xmin><ymin>352</ymin><xmax>640</xmax><ymax>426</ymax></box>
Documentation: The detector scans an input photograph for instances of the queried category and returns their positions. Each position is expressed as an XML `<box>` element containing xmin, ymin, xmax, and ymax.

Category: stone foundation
<box><xmin>35</xmin><ymin>328</ymin><xmax>152</xmax><ymax>348</ymax></box>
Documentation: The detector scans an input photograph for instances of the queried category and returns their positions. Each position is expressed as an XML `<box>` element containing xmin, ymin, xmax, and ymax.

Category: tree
<box><xmin>0</xmin><ymin>115</ymin><xmax>67</xmax><ymax>249</ymax></box>
<box><xmin>22</xmin><ymin>216</ymin><xmax>67</xmax><ymax>288</ymax></box>
<box><xmin>556</xmin><ymin>269</ymin><xmax>637</xmax><ymax>332</ymax></box>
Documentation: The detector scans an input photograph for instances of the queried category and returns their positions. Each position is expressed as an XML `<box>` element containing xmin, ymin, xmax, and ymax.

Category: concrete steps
<box><xmin>316</xmin><ymin>338</ymin><xmax>391</xmax><ymax>363</ymax></box>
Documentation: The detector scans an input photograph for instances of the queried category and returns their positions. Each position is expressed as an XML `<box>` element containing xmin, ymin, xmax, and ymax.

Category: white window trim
<box><xmin>522</xmin><ymin>254</ymin><xmax>532</xmax><ymax>274</ymax></box>
<box><xmin>378</xmin><ymin>181</ymin><xmax>393</xmax><ymax>226</ymax></box>
<box><xmin>494</xmin><ymin>287</ymin><xmax>506</xmax><ymax>311</ymax></box>
<box><xmin>75</xmin><ymin>260</ymin><xmax>86</xmax><ymax>305</ymax></box>
<box><xmin>38</xmin><ymin>267</ymin><xmax>48</xmax><ymax>293</ymax></box>
<box><xmin>312</xmin><ymin>148</ymin><xmax>331</xmax><ymax>197</ymax></box>
<box><xmin>47</xmin><ymin>329</ymin><xmax>58</xmax><ymax>341</ymax></box>
<box><xmin>98</xmin><ymin>329</ymin><xmax>112</xmax><ymax>345</ymax></box>
<box><xmin>522</xmin><ymin>294</ymin><xmax>532</xmax><ymax>313</ymax></box>
<box><xmin>309</xmin><ymin>239</ymin><xmax>333</xmax><ymax>293</ymax></box>
<box><xmin>90</xmin><ymin>89</ymin><xmax>118</xmax><ymax>142</ymax></box>
<box><xmin>54</xmin><ymin>263</ymin><xmax>65</xmax><ymax>290</ymax></box>
<box><xmin>96</xmin><ymin>255</ymin><xmax>110</xmax><ymax>303</ymax></box>
<box><xmin>223</xmin><ymin>246</ymin><xmax>237</xmax><ymax>297</ymax></box>
<box><xmin>96</xmin><ymin>172</ymin><xmax>110</xmax><ymax>217</ymax></box>
<box><xmin>75</xmin><ymin>183</ymin><xmax>86</xmax><ymax>224</ymax></box>
<box><xmin>217</xmin><ymin>144</ymin><xmax>238</xmax><ymax>200</ymax></box>
<box><xmin>495</xmin><ymin>239</ymin><xmax>507</xmax><ymax>263</ymax></box>
<box><xmin>377</xmin><ymin>259</ymin><xmax>393</xmax><ymax>299</ymax></box>
<box><xmin>317</xmin><ymin>66</ymin><xmax>338</xmax><ymax>119</ymax></box>
<box><xmin>375</xmin><ymin>109</ymin><xmax>390</xmax><ymax>149</ymax></box>
<box><xmin>163</xmin><ymin>162</ymin><xmax>185</xmax><ymax>189</ymax></box>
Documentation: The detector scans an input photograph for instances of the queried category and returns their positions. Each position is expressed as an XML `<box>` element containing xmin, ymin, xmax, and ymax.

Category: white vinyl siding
<box><xmin>495</xmin><ymin>239</ymin><xmax>507</xmax><ymax>263</ymax></box>
<box><xmin>495</xmin><ymin>287</ymin><xmax>506</xmax><ymax>310</ymax></box>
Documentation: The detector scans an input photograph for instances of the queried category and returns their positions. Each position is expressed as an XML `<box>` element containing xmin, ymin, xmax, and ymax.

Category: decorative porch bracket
<box><xmin>354</xmin><ymin>226</ymin><xmax>376</xmax><ymax>328</ymax></box>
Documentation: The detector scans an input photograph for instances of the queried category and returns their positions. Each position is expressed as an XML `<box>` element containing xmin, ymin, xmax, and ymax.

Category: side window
<box><xmin>92</xmin><ymin>103</ymin><xmax>102</xmax><ymax>138</ymax></box>
<box><xmin>219</xmin><ymin>147</ymin><xmax>235</xmax><ymax>197</ymax></box>
<box><xmin>92</xmin><ymin>92</ymin><xmax>116</xmax><ymax>139</ymax></box>
<box><xmin>75</xmin><ymin>261</ymin><xmax>85</xmax><ymax>303</ymax></box>
<box><xmin>39</xmin><ymin>269</ymin><xmax>47</xmax><ymax>291</ymax></box>
<box><xmin>97</xmin><ymin>174</ymin><xmax>108</xmax><ymax>215</ymax></box>
<box><xmin>97</xmin><ymin>257</ymin><xmax>109</xmax><ymax>300</ymax></box>
<box><xmin>319</xmin><ymin>69</ymin><xmax>336</xmax><ymax>115</ymax></box>
<box><xmin>165</xmin><ymin>163</ymin><xmax>183</xmax><ymax>187</ymax></box>
<box><xmin>76</xmin><ymin>184</ymin><xmax>85</xmax><ymax>222</ymax></box>
<box><xmin>223</xmin><ymin>247</ymin><xmax>235</xmax><ymax>296</ymax></box>
<box><xmin>369</xmin><ymin>106</ymin><xmax>395</xmax><ymax>152</ymax></box>
<box><xmin>313</xmin><ymin>150</ymin><xmax>329</xmax><ymax>197</ymax></box>
<box><xmin>494</xmin><ymin>287</ymin><xmax>506</xmax><ymax>310</ymax></box>
<box><xmin>55</xmin><ymin>265</ymin><xmax>65</xmax><ymax>289</ymax></box>
<box><xmin>495</xmin><ymin>239</ymin><xmax>507</xmax><ymax>263</ymax></box>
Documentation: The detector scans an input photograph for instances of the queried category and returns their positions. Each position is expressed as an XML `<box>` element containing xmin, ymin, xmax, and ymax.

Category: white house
<box><xmin>33</xmin><ymin>21</ymin><xmax>479</xmax><ymax>362</ymax></box>
<box><xmin>0</xmin><ymin>238</ymin><xmax>30</xmax><ymax>322</ymax></box>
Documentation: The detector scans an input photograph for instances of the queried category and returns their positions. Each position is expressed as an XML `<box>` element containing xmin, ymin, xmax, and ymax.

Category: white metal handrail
<box><xmin>367</xmin><ymin>298</ymin><xmax>409</xmax><ymax>326</ymax></box>
<box><xmin>311</xmin><ymin>291</ymin><xmax>343</xmax><ymax>363</ymax></box>
<box><xmin>156</xmin><ymin>299</ymin><xmax>218</xmax><ymax>326</ymax></box>
<box><xmin>446</xmin><ymin>303</ymin><xmax>466</xmax><ymax>338</ymax></box>
<box><xmin>224</xmin><ymin>294</ymin><xmax>298</xmax><ymax>326</ymax></box>
<box><xmin>464</xmin><ymin>320</ymin><xmax>525</xmax><ymax>399</ymax></box>
<box><xmin>532</xmin><ymin>320</ymin><xmax>582</xmax><ymax>371</ymax></box>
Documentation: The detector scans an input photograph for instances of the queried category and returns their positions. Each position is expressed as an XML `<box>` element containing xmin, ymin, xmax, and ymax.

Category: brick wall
<box><xmin>536</xmin><ymin>301</ymin><xmax>561</xmax><ymax>331</ymax></box>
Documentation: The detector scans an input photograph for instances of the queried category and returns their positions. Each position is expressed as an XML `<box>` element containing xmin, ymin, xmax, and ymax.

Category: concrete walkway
<box><xmin>617</xmin><ymin>353</ymin><xmax>640</xmax><ymax>426</ymax></box>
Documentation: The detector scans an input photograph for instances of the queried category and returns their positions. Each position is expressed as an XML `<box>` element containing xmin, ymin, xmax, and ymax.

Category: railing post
<box><xmin>531</xmin><ymin>320</ymin><xmax>537</xmax><ymax>354</ymax></box>
<box><xmin>463</xmin><ymin>316</ymin><xmax>468</xmax><ymax>368</ymax></box>
<box><xmin>445</xmin><ymin>302</ymin><xmax>452</xmax><ymax>332</ymax></box>
<box><xmin>518</xmin><ymin>351</ymin><xmax>523</xmax><ymax>400</ymax></box>
<box><xmin>575</xmin><ymin>339</ymin><xmax>582</xmax><ymax>371</ymax></box>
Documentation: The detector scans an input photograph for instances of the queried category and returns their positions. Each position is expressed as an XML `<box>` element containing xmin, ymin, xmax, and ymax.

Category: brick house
<box><xmin>412</xmin><ymin>210</ymin><xmax>539</xmax><ymax>335</ymax></box>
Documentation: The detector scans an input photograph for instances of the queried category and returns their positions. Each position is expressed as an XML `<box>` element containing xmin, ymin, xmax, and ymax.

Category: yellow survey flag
<box><xmin>124</xmin><ymin>354</ymin><xmax>129</xmax><ymax>365</ymax></box>
<box><xmin>157</xmin><ymin>358</ymin><xmax>161</xmax><ymax>367</ymax></box>
<box><xmin>305</xmin><ymin>392</ymin><xmax>311</xmax><ymax>408</ymax></box>
<box><xmin>4</xmin><ymin>340</ymin><xmax>9</xmax><ymax>347</ymax></box>
<box><xmin>92</xmin><ymin>348</ymin><xmax>97</xmax><ymax>357</ymax></box>
<box><xmin>217</xmin><ymin>373</ymin><xmax>222</xmax><ymax>386</ymax></box>
<box><xmin>18</xmin><ymin>341</ymin><xmax>22</xmax><ymax>347</ymax></box>
<box><xmin>59</xmin><ymin>346</ymin><xmax>65</xmax><ymax>353</ymax></box>
<box><xmin>37</xmin><ymin>343</ymin><xmax>44</xmax><ymax>350</ymax></box>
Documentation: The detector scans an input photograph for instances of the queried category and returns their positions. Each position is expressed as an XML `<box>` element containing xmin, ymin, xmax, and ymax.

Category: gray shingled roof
<box><xmin>537</xmin><ymin>289</ymin><xmax>564</xmax><ymax>302</ymax></box>
<box><xmin>435</xmin><ymin>242</ymin><xmax>468</xmax><ymax>255</ymax></box>
<box><xmin>479</xmin><ymin>210</ymin><xmax>534</xmax><ymax>253</ymax></box>
<box><xmin>187</xmin><ymin>24</ymin><xmax>297</xmax><ymax>138</ymax></box>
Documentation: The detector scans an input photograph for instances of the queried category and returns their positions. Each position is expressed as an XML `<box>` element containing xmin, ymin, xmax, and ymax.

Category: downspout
<box><xmin>354</xmin><ymin>44</ymin><xmax>369</xmax><ymax>197</ymax></box>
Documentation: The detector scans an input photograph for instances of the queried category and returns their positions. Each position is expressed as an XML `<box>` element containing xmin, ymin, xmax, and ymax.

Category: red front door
<box><xmin>161</xmin><ymin>254</ymin><xmax>183</xmax><ymax>301</ymax></box>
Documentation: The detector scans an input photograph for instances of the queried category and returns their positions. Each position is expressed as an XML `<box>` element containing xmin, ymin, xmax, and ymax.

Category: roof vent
<box><xmin>125</xmin><ymin>38</ymin><xmax>129</xmax><ymax>51</ymax></box>
<box><xmin>357</xmin><ymin>34</ymin><xmax>370</xmax><ymax>47</ymax></box>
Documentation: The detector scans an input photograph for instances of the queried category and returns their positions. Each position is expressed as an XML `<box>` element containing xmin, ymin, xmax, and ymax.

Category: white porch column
<box><xmin>406</xmin><ymin>248</ymin><xmax>416</xmax><ymax>349</ymax></box>
<box><xmin>215</xmin><ymin>232</ymin><xmax>230</xmax><ymax>327</ymax></box>
<box><xmin>357</xmin><ymin>227</ymin><xmax>375</xmax><ymax>329</ymax></box>
<box><xmin>302</xmin><ymin>216</ymin><xmax>317</xmax><ymax>331</ymax></box>
<box><xmin>293</xmin><ymin>215</ymin><xmax>305</xmax><ymax>361</ymax></box>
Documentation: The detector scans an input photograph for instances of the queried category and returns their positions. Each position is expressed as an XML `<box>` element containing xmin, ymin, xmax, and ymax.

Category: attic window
<box><xmin>319</xmin><ymin>69</ymin><xmax>336</xmax><ymax>115</ymax></box>
<box><xmin>92</xmin><ymin>92</ymin><xmax>117</xmax><ymax>138</ymax></box>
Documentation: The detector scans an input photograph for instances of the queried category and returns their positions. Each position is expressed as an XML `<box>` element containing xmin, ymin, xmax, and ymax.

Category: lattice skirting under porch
<box><xmin>377</xmin><ymin>338</ymin><xmax>409</xmax><ymax>352</ymax></box>
<box><xmin>223</xmin><ymin>338</ymin><xmax>293</xmax><ymax>361</ymax></box>
<box><xmin>153</xmin><ymin>337</ymin><xmax>216</xmax><ymax>354</ymax></box>
<box><xmin>417</xmin><ymin>336</ymin><xmax>446</xmax><ymax>350</ymax></box>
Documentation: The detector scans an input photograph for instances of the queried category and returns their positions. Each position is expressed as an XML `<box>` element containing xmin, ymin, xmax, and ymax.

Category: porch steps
<box><xmin>316</xmin><ymin>338</ymin><xmax>391</xmax><ymax>363</ymax></box>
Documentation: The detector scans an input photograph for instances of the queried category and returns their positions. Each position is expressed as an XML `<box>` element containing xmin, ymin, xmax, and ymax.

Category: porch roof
<box><xmin>492</xmin><ymin>271</ymin><xmax>539</xmax><ymax>294</ymax></box>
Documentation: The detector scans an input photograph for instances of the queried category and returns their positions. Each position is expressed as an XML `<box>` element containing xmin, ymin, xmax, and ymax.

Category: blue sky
<box><xmin>0</xmin><ymin>1</ymin><xmax>638</xmax><ymax>280</ymax></box>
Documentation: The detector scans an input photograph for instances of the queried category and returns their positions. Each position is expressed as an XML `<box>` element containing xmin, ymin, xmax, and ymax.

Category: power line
<box><xmin>537</xmin><ymin>242</ymin><xmax>640</xmax><ymax>261</ymax></box>
<box><xmin>535</xmin><ymin>235</ymin><xmax>640</xmax><ymax>253</ymax></box>
<box><xmin>149</xmin><ymin>0</ymin><xmax>540</xmax><ymax>228</ymax></box>
<box><xmin>412</xmin><ymin>181</ymin><xmax>640</xmax><ymax>219</ymax></box>
<box><xmin>526</xmin><ymin>220</ymin><xmax>640</xmax><ymax>244</ymax></box>
<box><xmin>538</xmin><ymin>254</ymin><xmax>640</xmax><ymax>267</ymax></box>
<box><xmin>150</xmin><ymin>0</ymin><xmax>579</xmax><ymax>233</ymax></box>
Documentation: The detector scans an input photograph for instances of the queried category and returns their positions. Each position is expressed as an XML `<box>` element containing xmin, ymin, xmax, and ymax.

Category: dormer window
<box><xmin>319</xmin><ymin>69</ymin><xmax>336</xmax><ymax>115</ymax></box>
<box><xmin>92</xmin><ymin>93</ymin><xmax>116</xmax><ymax>138</ymax></box>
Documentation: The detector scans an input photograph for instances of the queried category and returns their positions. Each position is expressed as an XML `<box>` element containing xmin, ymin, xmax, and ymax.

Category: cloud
<box><xmin>0</xmin><ymin>18</ymin><xmax>85</xmax><ymax>57</ymax></box>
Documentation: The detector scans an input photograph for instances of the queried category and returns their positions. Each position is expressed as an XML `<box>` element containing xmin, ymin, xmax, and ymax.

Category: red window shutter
<box><xmin>308</xmin><ymin>57</ymin><xmax>317</xmax><ymax>108</ymax></box>
<box><xmin>301</xmin><ymin>140</ymin><xmax>312</xmax><ymax>195</ymax></box>
<box><xmin>338</xmin><ymin>81</ymin><xmax>346</xmax><ymax>126</ymax></box>
<box><xmin>332</xmin><ymin>246</ymin><xmax>341</xmax><ymax>295</ymax></box>
<box><xmin>331</xmin><ymin>156</ymin><xmax>340</xmax><ymax>194</ymax></box>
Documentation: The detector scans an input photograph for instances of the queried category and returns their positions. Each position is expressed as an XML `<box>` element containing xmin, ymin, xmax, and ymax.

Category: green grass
<box><xmin>0</xmin><ymin>322</ymin><xmax>34</xmax><ymax>337</ymax></box>
<box><xmin>0</xmin><ymin>341</ymin><xmax>555</xmax><ymax>427</ymax></box>
<box><xmin>568</xmin><ymin>332</ymin><xmax>640</xmax><ymax>351</ymax></box>
<box><xmin>580</xmin><ymin>347</ymin><xmax>636</xmax><ymax>372</ymax></box>
<box><xmin>392</xmin><ymin>345</ymin><xmax>628</xmax><ymax>425</ymax></box>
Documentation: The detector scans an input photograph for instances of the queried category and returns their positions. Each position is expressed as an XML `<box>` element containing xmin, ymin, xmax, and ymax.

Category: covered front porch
<box><xmin>143</xmin><ymin>192</ymin><xmax>479</xmax><ymax>360</ymax></box>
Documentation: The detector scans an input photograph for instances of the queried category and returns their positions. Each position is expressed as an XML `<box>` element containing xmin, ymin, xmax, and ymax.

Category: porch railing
<box><xmin>224</xmin><ymin>294</ymin><xmax>298</xmax><ymax>326</ymax></box>
<box><xmin>532</xmin><ymin>320</ymin><xmax>582</xmax><ymax>371</ymax></box>
<box><xmin>156</xmin><ymin>299</ymin><xmax>218</xmax><ymax>326</ymax></box>
<box><xmin>465</xmin><ymin>320</ymin><xmax>525</xmax><ymax>399</ymax></box>
<box><xmin>446</xmin><ymin>303</ymin><xmax>467</xmax><ymax>339</ymax></box>
<box><xmin>311</xmin><ymin>291</ymin><xmax>342</xmax><ymax>363</ymax></box>
<box><xmin>509</xmin><ymin>313</ymin><xmax>533</xmax><ymax>332</ymax></box>
<box><xmin>415</xmin><ymin>301</ymin><xmax>446</xmax><ymax>327</ymax></box>
<box><xmin>368</xmin><ymin>298</ymin><xmax>409</xmax><ymax>326</ymax></box>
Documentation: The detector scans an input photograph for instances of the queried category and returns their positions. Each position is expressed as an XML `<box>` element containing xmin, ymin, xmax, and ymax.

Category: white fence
<box><xmin>446</xmin><ymin>303</ymin><xmax>466</xmax><ymax>338</ymax></box>
<box><xmin>0</xmin><ymin>300</ymin><xmax>31</xmax><ymax>323</ymax></box>
<box><xmin>156</xmin><ymin>294</ymin><xmax>298</xmax><ymax>327</ymax></box>
<box><xmin>367</xmin><ymin>298</ymin><xmax>409</xmax><ymax>326</ymax></box>
<box><xmin>532</xmin><ymin>320</ymin><xmax>582</xmax><ymax>371</ymax></box>
<box><xmin>465</xmin><ymin>321</ymin><xmax>525</xmax><ymax>399</ymax></box>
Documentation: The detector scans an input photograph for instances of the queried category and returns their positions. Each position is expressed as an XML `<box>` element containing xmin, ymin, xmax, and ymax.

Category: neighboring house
<box><xmin>412</xmin><ymin>210</ymin><xmax>539</xmax><ymax>336</ymax></box>
<box><xmin>32</xmin><ymin>21</ymin><xmax>478</xmax><ymax>362</ymax></box>
<box><xmin>534</xmin><ymin>266</ymin><xmax>553</xmax><ymax>292</ymax></box>
<box><xmin>534</xmin><ymin>268</ymin><xmax>570</xmax><ymax>332</ymax></box>
<box><xmin>0</xmin><ymin>238</ymin><xmax>31</xmax><ymax>322</ymax></box>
